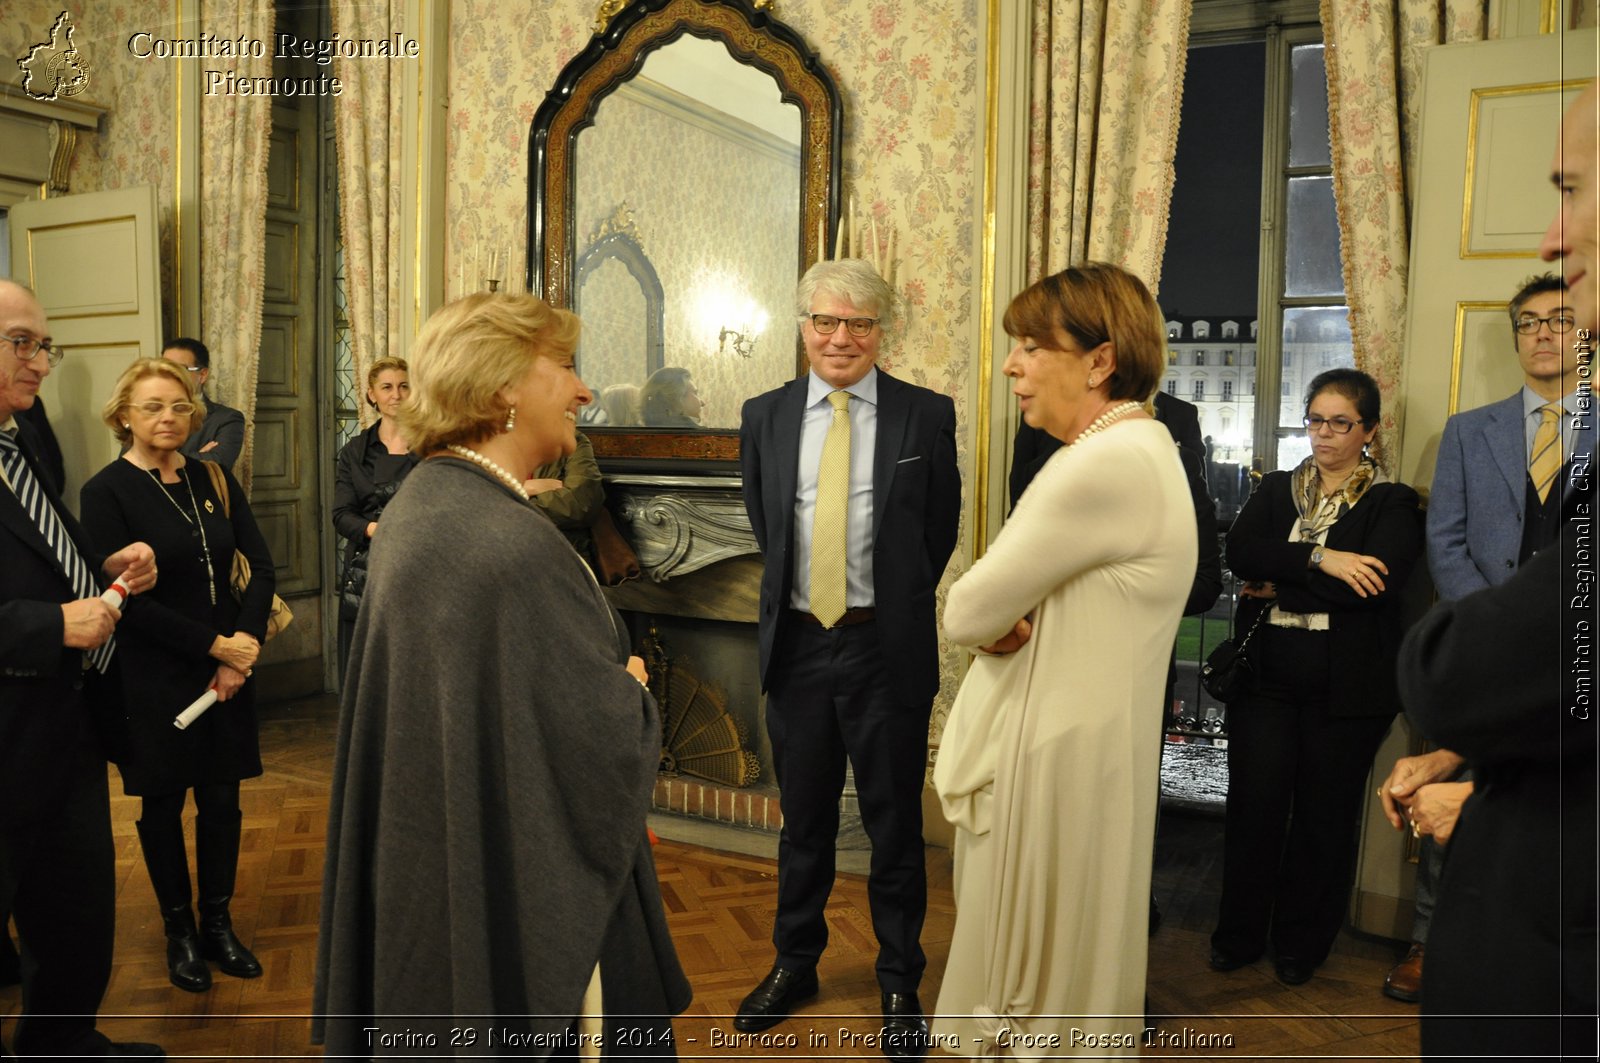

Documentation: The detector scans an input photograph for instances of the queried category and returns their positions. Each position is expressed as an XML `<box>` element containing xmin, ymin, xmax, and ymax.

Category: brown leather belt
<box><xmin>793</xmin><ymin>607</ymin><xmax>876</xmax><ymax>627</ymax></box>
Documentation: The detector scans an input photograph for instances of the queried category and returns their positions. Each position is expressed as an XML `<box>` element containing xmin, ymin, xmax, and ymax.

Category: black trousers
<box><xmin>1212</xmin><ymin>624</ymin><xmax>1393</xmax><ymax>965</ymax></box>
<box><xmin>764</xmin><ymin>617</ymin><xmax>930</xmax><ymax>992</ymax></box>
<box><xmin>0</xmin><ymin>740</ymin><xmax>116</xmax><ymax>1058</ymax></box>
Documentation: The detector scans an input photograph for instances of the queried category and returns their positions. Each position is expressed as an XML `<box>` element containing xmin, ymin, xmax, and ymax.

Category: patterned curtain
<box><xmin>333</xmin><ymin>0</ymin><xmax>406</xmax><ymax>430</ymax></box>
<box><xmin>1025</xmin><ymin>0</ymin><xmax>1194</xmax><ymax>290</ymax></box>
<box><xmin>1321</xmin><ymin>0</ymin><xmax>1486</xmax><ymax>417</ymax></box>
<box><xmin>198</xmin><ymin>0</ymin><xmax>275</xmax><ymax>492</ymax></box>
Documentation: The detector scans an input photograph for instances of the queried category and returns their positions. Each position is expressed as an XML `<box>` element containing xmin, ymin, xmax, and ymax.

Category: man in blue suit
<box><xmin>1379</xmin><ymin>272</ymin><xmax>1590</xmax><ymax>1001</ymax></box>
<box><xmin>737</xmin><ymin>259</ymin><xmax>960</xmax><ymax>1061</ymax></box>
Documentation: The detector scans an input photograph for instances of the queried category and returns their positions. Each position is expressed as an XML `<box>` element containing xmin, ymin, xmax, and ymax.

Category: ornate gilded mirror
<box><xmin>529</xmin><ymin>0</ymin><xmax>842</xmax><ymax>464</ymax></box>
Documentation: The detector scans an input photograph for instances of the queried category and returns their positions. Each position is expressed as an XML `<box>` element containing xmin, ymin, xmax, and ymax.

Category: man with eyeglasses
<box><xmin>737</xmin><ymin>259</ymin><xmax>959</xmax><ymax>1061</ymax></box>
<box><xmin>161</xmin><ymin>337</ymin><xmax>245</xmax><ymax>470</ymax></box>
<box><xmin>0</xmin><ymin>278</ymin><xmax>164</xmax><ymax>1059</ymax></box>
<box><xmin>1376</xmin><ymin>273</ymin><xmax>1591</xmax><ymax>1005</ymax></box>
<box><xmin>1398</xmin><ymin>85</ymin><xmax>1598</xmax><ymax>1059</ymax></box>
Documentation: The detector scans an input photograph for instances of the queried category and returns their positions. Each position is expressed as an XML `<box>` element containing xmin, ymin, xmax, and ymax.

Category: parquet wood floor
<box><xmin>1</xmin><ymin>695</ymin><xmax>1421</xmax><ymax>1060</ymax></box>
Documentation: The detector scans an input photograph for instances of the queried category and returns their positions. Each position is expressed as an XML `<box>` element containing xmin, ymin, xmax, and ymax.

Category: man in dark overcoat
<box><xmin>1402</xmin><ymin>84</ymin><xmax>1598</xmax><ymax>1059</ymax></box>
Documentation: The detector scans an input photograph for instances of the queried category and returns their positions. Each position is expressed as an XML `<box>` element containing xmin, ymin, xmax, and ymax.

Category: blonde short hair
<box><xmin>102</xmin><ymin>358</ymin><xmax>206</xmax><ymax>445</ymax></box>
<box><xmin>396</xmin><ymin>293</ymin><xmax>580</xmax><ymax>454</ymax></box>
<box><xmin>1002</xmin><ymin>263</ymin><xmax>1165</xmax><ymax>403</ymax></box>
<box><xmin>365</xmin><ymin>356</ymin><xmax>410</xmax><ymax>393</ymax></box>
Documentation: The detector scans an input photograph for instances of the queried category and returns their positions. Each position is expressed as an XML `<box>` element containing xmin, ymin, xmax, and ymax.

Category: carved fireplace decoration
<box><xmin>645</xmin><ymin>623</ymin><xmax>761</xmax><ymax>787</ymax></box>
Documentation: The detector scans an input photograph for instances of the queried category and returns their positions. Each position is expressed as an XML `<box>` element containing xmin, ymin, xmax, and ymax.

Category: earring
<box><xmin>1087</xmin><ymin>377</ymin><xmax>1097</xmax><ymax>388</ymax></box>
<box><xmin>504</xmin><ymin>406</ymin><xmax>517</xmax><ymax>432</ymax></box>
<box><xmin>122</xmin><ymin>422</ymin><xmax>130</xmax><ymax>429</ymax></box>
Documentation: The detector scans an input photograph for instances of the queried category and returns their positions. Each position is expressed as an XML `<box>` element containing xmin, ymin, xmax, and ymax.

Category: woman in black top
<box><xmin>1209</xmin><ymin>368</ymin><xmax>1423</xmax><ymax>987</ymax></box>
<box><xmin>80</xmin><ymin>358</ymin><xmax>275</xmax><ymax>994</ymax></box>
<box><xmin>332</xmin><ymin>357</ymin><xmax>417</xmax><ymax>678</ymax></box>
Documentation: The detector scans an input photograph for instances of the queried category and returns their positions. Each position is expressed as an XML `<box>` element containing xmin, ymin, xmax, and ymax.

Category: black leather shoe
<box><xmin>107</xmin><ymin>1042</ymin><xmax>167</xmax><ymax>1058</ymax></box>
<box><xmin>1275</xmin><ymin>957</ymin><xmax>1315</xmax><ymax>985</ymax></box>
<box><xmin>1208</xmin><ymin>946</ymin><xmax>1258</xmax><ymax>972</ymax></box>
<box><xmin>880</xmin><ymin>992</ymin><xmax>930</xmax><ymax>1063</ymax></box>
<box><xmin>734</xmin><ymin>966</ymin><xmax>818</xmax><ymax>1032</ymax></box>
<box><xmin>199</xmin><ymin>900</ymin><xmax>262</xmax><ymax>979</ymax></box>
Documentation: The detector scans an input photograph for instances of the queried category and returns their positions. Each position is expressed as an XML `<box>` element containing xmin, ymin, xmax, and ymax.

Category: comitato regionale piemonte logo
<box><xmin>18</xmin><ymin>11</ymin><xmax>92</xmax><ymax>102</ymax></box>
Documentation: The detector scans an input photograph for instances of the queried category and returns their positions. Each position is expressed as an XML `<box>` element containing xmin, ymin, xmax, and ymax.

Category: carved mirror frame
<box><xmin>528</xmin><ymin>0</ymin><xmax>842</xmax><ymax>466</ymax></box>
<box><xmin>573</xmin><ymin>225</ymin><xmax>667</xmax><ymax>380</ymax></box>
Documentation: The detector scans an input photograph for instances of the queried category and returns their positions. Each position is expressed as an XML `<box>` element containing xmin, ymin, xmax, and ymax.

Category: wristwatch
<box><xmin>1310</xmin><ymin>547</ymin><xmax>1325</xmax><ymax>568</ymax></box>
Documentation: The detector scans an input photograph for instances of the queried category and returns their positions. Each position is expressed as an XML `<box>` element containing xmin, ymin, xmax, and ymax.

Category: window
<box><xmin>1193</xmin><ymin>380</ymin><xmax>1206</xmax><ymax>402</ymax></box>
<box><xmin>1166</xmin><ymin>377</ymin><xmax>1178</xmax><ymax>394</ymax></box>
<box><xmin>1161</xmin><ymin>7</ymin><xmax>1346</xmax><ymax>520</ymax></box>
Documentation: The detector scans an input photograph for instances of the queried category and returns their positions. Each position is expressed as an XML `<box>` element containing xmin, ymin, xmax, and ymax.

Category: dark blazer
<box><xmin>181</xmin><ymin>393</ymin><xmax>245</xmax><ymax>470</ymax></box>
<box><xmin>1401</xmin><ymin>479</ymin><xmax>1596</xmax><ymax>1057</ymax></box>
<box><xmin>332</xmin><ymin>422</ymin><xmax>419</xmax><ymax>569</ymax></box>
<box><xmin>740</xmin><ymin>370</ymin><xmax>960</xmax><ymax>707</ymax></box>
<box><xmin>0</xmin><ymin>428</ymin><xmax>108</xmax><ymax>830</ymax></box>
<box><xmin>1010</xmin><ymin>392</ymin><xmax>1221</xmax><ymax>616</ymax></box>
<box><xmin>1226</xmin><ymin>470</ymin><xmax>1424</xmax><ymax>718</ymax></box>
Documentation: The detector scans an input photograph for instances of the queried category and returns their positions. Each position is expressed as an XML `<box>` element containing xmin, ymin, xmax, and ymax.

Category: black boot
<box><xmin>135</xmin><ymin>818</ymin><xmax>211</xmax><ymax>993</ymax></box>
<box><xmin>196</xmin><ymin>809</ymin><xmax>261</xmax><ymax>979</ymax></box>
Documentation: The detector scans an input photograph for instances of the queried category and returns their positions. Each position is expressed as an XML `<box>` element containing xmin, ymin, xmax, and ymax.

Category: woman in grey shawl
<box><xmin>314</xmin><ymin>293</ymin><xmax>690</xmax><ymax>1058</ymax></box>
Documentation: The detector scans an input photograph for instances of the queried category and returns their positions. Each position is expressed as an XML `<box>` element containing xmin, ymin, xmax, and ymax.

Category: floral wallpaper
<box><xmin>3</xmin><ymin>0</ymin><xmax>179</xmax><ymax>324</ymax></box>
<box><xmin>446</xmin><ymin>0</ymin><xmax>985</xmax><ymax>739</ymax></box>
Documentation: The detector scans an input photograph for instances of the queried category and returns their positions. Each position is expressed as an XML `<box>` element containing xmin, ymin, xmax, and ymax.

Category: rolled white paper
<box><xmin>99</xmin><ymin>579</ymin><xmax>130</xmax><ymax>610</ymax></box>
<box><xmin>174</xmin><ymin>686</ymin><xmax>219</xmax><ymax>730</ymax></box>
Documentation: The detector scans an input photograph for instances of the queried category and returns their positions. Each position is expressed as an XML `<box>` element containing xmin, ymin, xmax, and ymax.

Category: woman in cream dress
<box><xmin>934</xmin><ymin>264</ymin><xmax>1196</xmax><ymax>1057</ymax></box>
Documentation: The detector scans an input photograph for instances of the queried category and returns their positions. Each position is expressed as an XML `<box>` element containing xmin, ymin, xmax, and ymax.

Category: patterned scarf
<box><xmin>1289</xmin><ymin>453</ymin><xmax>1385</xmax><ymax>543</ymax></box>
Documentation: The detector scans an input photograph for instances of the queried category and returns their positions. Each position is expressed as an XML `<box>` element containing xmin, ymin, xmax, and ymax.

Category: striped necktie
<box><xmin>0</xmin><ymin>427</ymin><xmax>114</xmax><ymax>671</ymax></box>
<box><xmin>809</xmin><ymin>390</ymin><xmax>851</xmax><ymax>628</ymax></box>
<box><xmin>1529</xmin><ymin>402</ymin><xmax>1564</xmax><ymax>504</ymax></box>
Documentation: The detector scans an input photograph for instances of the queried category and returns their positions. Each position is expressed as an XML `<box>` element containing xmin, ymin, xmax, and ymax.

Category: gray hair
<box><xmin>795</xmin><ymin>258</ymin><xmax>895</xmax><ymax>332</ymax></box>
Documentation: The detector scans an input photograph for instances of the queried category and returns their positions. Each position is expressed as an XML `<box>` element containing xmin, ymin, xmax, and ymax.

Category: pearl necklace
<box><xmin>1065</xmin><ymin>400</ymin><xmax>1144</xmax><ymax>450</ymax></box>
<box><xmin>445</xmin><ymin>444</ymin><xmax>530</xmax><ymax>501</ymax></box>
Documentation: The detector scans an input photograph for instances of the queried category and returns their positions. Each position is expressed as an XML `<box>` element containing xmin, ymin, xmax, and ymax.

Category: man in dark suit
<box><xmin>1402</xmin><ymin>84</ymin><xmax>1598</xmax><ymax>1059</ymax></box>
<box><xmin>162</xmin><ymin>337</ymin><xmax>245</xmax><ymax>469</ymax></box>
<box><xmin>0</xmin><ymin>278</ymin><xmax>163</xmax><ymax>1059</ymax></box>
<box><xmin>1377</xmin><ymin>273</ymin><xmax>1588</xmax><ymax>1002</ymax></box>
<box><xmin>737</xmin><ymin>259</ymin><xmax>960</xmax><ymax>1061</ymax></box>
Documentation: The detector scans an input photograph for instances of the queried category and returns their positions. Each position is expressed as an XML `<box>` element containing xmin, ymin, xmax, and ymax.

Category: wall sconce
<box><xmin>718</xmin><ymin>326</ymin><xmax>757</xmax><ymax>358</ymax></box>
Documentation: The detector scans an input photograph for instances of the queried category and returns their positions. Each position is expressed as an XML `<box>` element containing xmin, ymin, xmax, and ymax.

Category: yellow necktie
<box><xmin>1530</xmin><ymin>402</ymin><xmax>1563</xmax><ymax>504</ymax></box>
<box><xmin>810</xmin><ymin>391</ymin><xmax>851</xmax><ymax>627</ymax></box>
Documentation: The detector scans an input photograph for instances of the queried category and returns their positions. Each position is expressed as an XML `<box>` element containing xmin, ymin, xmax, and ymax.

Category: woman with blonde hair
<box><xmin>314</xmin><ymin>293</ymin><xmax>690</xmax><ymax>1056</ymax></box>
<box><xmin>331</xmin><ymin>356</ymin><xmax>417</xmax><ymax>678</ymax></box>
<box><xmin>934</xmin><ymin>264</ymin><xmax>1196</xmax><ymax>1054</ymax></box>
<box><xmin>80</xmin><ymin>357</ymin><xmax>275</xmax><ymax>994</ymax></box>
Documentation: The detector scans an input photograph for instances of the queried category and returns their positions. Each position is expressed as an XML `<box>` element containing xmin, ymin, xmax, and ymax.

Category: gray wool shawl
<box><xmin>313</xmin><ymin>458</ymin><xmax>688</xmax><ymax>1057</ymax></box>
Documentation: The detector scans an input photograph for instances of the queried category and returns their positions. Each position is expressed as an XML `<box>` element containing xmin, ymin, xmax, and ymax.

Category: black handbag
<box><xmin>1201</xmin><ymin>603</ymin><xmax>1269</xmax><ymax>702</ymax></box>
<box><xmin>339</xmin><ymin>548</ymin><xmax>369</xmax><ymax>622</ymax></box>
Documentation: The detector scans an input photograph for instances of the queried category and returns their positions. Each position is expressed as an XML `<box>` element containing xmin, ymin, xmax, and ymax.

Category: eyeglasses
<box><xmin>1303</xmin><ymin>415</ymin><xmax>1365</xmax><ymax>435</ymax></box>
<box><xmin>171</xmin><ymin>363</ymin><xmax>202</xmax><ymax>374</ymax></box>
<box><xmin>1513</xmin><ymin>312</ymin><xmax>1576</xmax><ymax>335</ymax></box>
<box><xmin>127</xmin><ymin>400</ymin><xmax>197</xmax><ymax>417</ymax></box>
<box><xmin>1</xmin><ymin>334</ymin><xmax>64</xmax><ymax>367</ymax></box>
<box><xmin>808</xmin><ymin>314</ymin><xmax>879</xmax><ymax>337</ymax></box>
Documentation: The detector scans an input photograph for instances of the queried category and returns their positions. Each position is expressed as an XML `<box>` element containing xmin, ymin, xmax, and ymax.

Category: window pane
<box><xmin>1289</xmin><ymin>45</ymin><xmax>1331</xmax><ymax>167</ymax></box>
<box><xmin>1284</xmin><ymin>176</ymin><xmax>1343</xmax><ymax>297</ymax></box>
<box><xmin>1278</xmin><ymin>305</ymin><xmax>1353</xmax><ymax>432</ymax></box>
